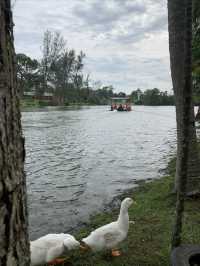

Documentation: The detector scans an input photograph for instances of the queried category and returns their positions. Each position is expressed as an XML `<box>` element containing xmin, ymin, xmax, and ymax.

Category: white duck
<box><xmin>81</xmin><ymin>197</ymin><xmax>134</xmax><ymax>256</ymax></box>
<box><xmin>30</xmin><ymin>233</ymin><xmax>80</xmax><ymax>266</ymax></box>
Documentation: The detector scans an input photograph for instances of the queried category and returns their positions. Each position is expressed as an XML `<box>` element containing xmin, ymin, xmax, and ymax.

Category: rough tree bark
<box><xmin>168</xmin><ymin>0</ymin><xmax>200</xmax><ymax>195</ymax></box>
<box><xmin>168</xmin><ymin>0</ymin><xmax>193</xmax><ymax>247</ymax></box>
<box><xmin>0</xmin><ymin>1</ymin><xmax>30</xmax><ymax>265</ymax></box>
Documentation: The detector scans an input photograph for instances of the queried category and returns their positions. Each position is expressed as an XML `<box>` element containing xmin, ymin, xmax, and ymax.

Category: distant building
<box><xmin>23</xmin><ymin>91</ymin><xmax>36</xmax><ymax>97</ymax></box>
<box><xmin>23</xmin><ymin>89</ymin><xmax>53</xmax><ymax>101</ymax></box>
<box><xmin>36</xmin><ymin>92</ymin><xmax>53</xmax><ymax>101</ymax></box>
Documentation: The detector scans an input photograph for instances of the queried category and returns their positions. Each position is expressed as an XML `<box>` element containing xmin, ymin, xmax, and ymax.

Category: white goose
<box><xmin>81</xmin><ymin>197</ymin><xmax>134</xmax><ymax>256</ymax></box>
<box><xmin>30</xmin><ymin>233</ymin><xmax>80</xmax><ymax>265</ymax></box>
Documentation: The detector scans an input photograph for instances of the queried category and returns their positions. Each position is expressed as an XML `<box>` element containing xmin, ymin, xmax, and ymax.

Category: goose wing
<box><xmin>103</xmin><ymin>227</ymin><xmax>125</xmax><ymax>248</ymax></box>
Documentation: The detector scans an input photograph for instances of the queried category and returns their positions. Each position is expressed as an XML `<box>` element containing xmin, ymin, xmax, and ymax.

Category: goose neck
<box><xmin>117</xmin><ymin>205</ymin><xmax>129</xmax><ymax>230</ymax></box>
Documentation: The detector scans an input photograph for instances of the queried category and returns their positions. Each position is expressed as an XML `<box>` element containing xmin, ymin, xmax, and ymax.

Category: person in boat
<box><xmin>111</xmin><ymin>103</ymin><xmax>118</xmax><ymax>111</ymax></box>
<box><xmin>124</xmin><ymin>104</ymin><xmax>128</xmax><ymax>111</ymax></box>
<box><xmin>127</xmin><ymin>105</ymin><xmax>131</xmax><ymax>111</ymax></box>
<box><xmin>117</xmin><ymin>104</ymin><xmax>124</xmax><ymax>111</ymax></box>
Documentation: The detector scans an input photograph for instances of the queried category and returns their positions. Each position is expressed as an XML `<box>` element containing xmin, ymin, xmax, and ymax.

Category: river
<box><xmin>22</xmin><ymin>105</ymin><xmax>176</xmax><ymax>240</ymax></box>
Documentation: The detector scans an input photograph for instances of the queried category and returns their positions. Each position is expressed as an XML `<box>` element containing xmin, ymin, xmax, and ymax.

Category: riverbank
<box><xmin>20</xmin><ymin>98</ymin><xmax>104</xmax><ymax>108</ymax></box>
<box><xmin>20</xmin><ymin>98</ymin><xmax>51</xmax><ymax>108</ymax></box>
<box><xmin>63</xmin><ymin>159</ymin><xmax>200</xmax><ymax>266</ymax></box>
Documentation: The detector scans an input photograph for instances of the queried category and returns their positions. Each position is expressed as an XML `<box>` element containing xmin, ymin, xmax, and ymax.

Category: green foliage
<box><xmin>131</xmin><ymin>88</ymin><xmax>174</xmax><ymax>105</ymax></box>
<box><xmin>16</xmin><ymin>53</ymin><xmax>39</xmax><ymax>95</ymax></box>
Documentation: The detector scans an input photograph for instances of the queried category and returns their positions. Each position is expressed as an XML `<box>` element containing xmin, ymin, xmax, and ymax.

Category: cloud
<box><xmin>73</xmin><ymin>0</ymin><xmax>146</xmax><ymax>27</ymax></box>
<box><xmin>13</xmin><ymin>0</ymin><xmax>172</xmax><ymax>93</ymax></box>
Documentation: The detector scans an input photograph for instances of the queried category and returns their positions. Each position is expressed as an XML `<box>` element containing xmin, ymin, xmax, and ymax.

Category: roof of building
<box><xmin>111</xmin><ymin>97</ymin><xmax>130</xmax><ymax>100</ymax></box>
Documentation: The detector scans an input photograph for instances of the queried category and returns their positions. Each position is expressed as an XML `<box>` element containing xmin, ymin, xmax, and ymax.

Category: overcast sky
<box><xmin>13</xmin><ymin>0</ymin><xmax>172</xmax><ymax>93</ymax></box>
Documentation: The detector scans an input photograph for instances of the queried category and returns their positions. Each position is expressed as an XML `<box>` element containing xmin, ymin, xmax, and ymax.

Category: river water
<box><xmin>22</xmin><ymin>105</ymin><xmax>176</xmax><ymax>240</ymax></box>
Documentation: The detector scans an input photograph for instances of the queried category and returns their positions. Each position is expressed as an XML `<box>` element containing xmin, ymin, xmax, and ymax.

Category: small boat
<box><xmin>110</xmin><ymin>97</ymin><xmax>132</xmax><ymax>111</ymax></box>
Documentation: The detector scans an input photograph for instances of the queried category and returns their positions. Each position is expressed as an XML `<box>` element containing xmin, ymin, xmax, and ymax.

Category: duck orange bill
<box><xmin>48</xmin><ymin>258</ymin><xmax>66</xmax><ymax>265</ymax></box>
<box><xmin>111</xmin><ymin>250</ymin><xmax>122</xmax><ymax>257</ymax></box>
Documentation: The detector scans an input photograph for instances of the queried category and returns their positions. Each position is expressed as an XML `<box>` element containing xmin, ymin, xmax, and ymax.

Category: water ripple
<box><xmin>22</xmin><ymin>106</ymin><xmax>176</xmax><ymax>239</ymax></box>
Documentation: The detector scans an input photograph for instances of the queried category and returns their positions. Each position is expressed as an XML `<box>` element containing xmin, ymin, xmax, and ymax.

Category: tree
<box><xmin>40</xmin><ymin>30</ymin><xmax>65</xmax><ymax>95</ymax></box>
<box><xmin>168</xmin><ymin>0</ymin><xmax>195</xmax><ymax>247</ymax></box>
<box><xmin>53</xmin><ymin>49</ymin><xmax>76</xmax><ymax>103</ymax></box>
<box><xmin>143</xmin><ymin>88</ymin><xmax>161</xmax><ymax>105</ymax></box>
<box><xmin>131</xmin><ymin>89</ymin><xmax>143</xmax><ymax>104</ymax></box>
<box><xmin>168</xmin><ymin>0</ymin><xmax>200</xmax><ymax>195</ymax></box>
<box><xmin>131</xmin><ymin>88</ymin><xmax>174</xmax><ymax>105</ymax></box>
<box><xmin>0</xmin><ymin>0</ymin><xmax>30</xmax><ymax>265</ymax></box>
<box><xmin>41</xmin><ymin>31</ymin><xmax>86</xmax><ymax>104</ymax></box>
<box><xmin>72</xmin><ymin>51</ymin><xmax>85</xmax><ymax>90</ymax></box>
<box><xmin>192</xmin><ymin>0</ymin><xmax>200</xmax><ymax>103</ymax></box>
<box><xmin>16</xmin><ymin>53</ymin><xmax>39</xmax><ymax>95</ymax></box>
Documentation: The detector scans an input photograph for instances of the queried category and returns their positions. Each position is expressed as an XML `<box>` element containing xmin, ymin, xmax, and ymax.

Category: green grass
<box><xmin>20</xmin><ymin>98</ymin><xmax>50</xmax><ymax>108</ymax></box>
<box><xmin>59</xmin><ymin>173</ymin><xmax>200</xmax><ymax>266</ymax></box>
<box><xmin>20</xmin><ymin>99</ymin><xmax>98</xmax><ymax>109</ymax></box>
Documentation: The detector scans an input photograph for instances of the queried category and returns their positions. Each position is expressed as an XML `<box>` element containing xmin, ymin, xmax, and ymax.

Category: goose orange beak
<box><xmin>48</xmin><ymin>258</ymin><xmax>67</xmax><ymax>265</ymax></box>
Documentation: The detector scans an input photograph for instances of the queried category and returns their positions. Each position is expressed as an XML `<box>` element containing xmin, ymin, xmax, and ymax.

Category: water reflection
<box><xmin>22</xmin><ymin>105</ymin><xmax>176</xmax><ymax>239</ymax></box>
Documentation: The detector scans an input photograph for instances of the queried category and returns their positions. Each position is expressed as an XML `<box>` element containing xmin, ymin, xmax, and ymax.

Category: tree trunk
<box><xmin>0</xmin><ymin>1</ymin><xmax>30</xmax><ymax>265</ymax></box>
<box><xmin>168</xmin><ymin>0</ymin><xmax>200</xmax><ymax>195</ymax></box>
<box><xmin>168</xmin><ymin>0</ymin><xmax>193</xmax><ymax>247</ymax></box>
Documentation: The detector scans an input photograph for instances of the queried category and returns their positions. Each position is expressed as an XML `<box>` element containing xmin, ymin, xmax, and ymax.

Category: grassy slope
<box><xmin>61</xmin><ymin>158</ymin><xmax>200</xmax><ymax>266</ymax></box>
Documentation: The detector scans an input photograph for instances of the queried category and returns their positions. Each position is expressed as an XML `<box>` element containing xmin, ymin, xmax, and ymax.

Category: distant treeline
<box><xmin>17</xmin><ymin>30</ymin><xmax>175</xmax><ymax>106</ymax></box>
<box><xmin>131</xmin><ymin>88</ymin><xmax>174</xmax><ymax>106</ymax></box>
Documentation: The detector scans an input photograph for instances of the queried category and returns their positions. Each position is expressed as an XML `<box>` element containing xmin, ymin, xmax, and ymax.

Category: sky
<box><xmin>13</xmin><ymin>0</ymin><xmax>172</xmax><ymax>94</ymax></box>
